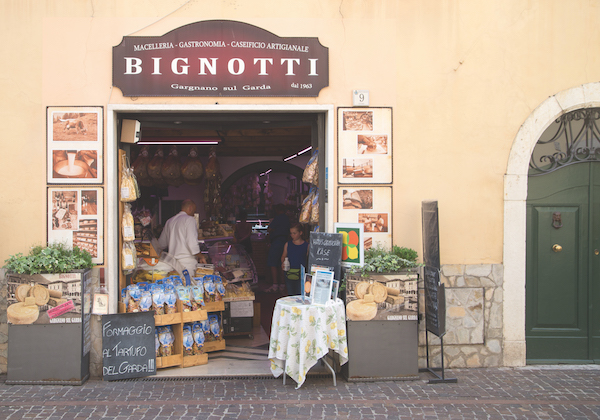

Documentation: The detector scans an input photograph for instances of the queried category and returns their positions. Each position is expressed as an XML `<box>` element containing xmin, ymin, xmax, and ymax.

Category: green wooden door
<box><xmin>526</xmin><ymin>163</ymin><xmax>600</xmax><ymax>362</ymax></box>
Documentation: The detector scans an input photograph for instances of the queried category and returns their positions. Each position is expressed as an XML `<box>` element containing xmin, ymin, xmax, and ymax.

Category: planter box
<box><xmin>6</xmin><ymin>269</ymin><xmax>92</xmax><ymax>385</ymax></box>
<box><xmin>342</xmin><ymin>320</ymin><xmax>419</xmax><ymax>381</ymax></box>
<box><xmin>343</xmin><ymin>270</ymin><xmax>420</xmax><ymax>381</ymax></box>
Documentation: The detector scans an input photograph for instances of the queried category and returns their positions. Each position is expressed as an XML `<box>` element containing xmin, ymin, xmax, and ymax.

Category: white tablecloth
<box><xmin>268</xmin><ymin>296</ymin><xmax>348</xmax><ymax>388</ymax></box>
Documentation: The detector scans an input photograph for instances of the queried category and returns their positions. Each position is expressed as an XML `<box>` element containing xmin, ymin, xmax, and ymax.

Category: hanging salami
<box><xmin>132</xmin><ymin>146</ymin><xmax>152</xmax><ymax>187</ymax></box>
<box><xmin>147</xmin><ymin>147</ymin><xmax>167</xmax><ymax>186</ymax></box>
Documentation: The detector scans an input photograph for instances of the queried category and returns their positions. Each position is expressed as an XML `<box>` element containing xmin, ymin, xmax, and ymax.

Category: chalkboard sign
<box><xmin>423</xmin><ymin>266</ymin><xmax>446</xmax><ymax>336</ymax></box>
<box><xmin>102</xmin><ymin>312</ymin><xmax>156</xmax><ymax>381</ymax></box>
<box><xmin>421</xmin><ymin>201</ymin><xmax>446</xmax><ymax>337</ymax></box>
<box><xmin>308</xmin><ymin>232</ymin><xmax>343</xmax><ymax>281</ymax></box>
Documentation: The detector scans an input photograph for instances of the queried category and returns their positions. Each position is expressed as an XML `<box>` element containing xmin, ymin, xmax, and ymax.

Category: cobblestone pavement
<box><xmin>0</xmin><ymin>366</ymin><xmax>599</xmax><ymax>419</ymax></box>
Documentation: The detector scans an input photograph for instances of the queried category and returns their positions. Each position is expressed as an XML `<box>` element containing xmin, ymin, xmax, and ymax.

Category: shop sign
<box><xmin>112</xmin><ymin>20</ymin><xmax>329</xmax><ymax>97</ymax></box>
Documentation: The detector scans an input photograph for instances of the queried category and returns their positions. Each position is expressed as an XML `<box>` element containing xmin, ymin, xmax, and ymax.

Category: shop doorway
<box><xmin>107</xmin><ymin>104</ymin><xmax>333</xmax><ymax>375</ymax></box>
<box><xmin>526</xmin><ymin>109</ymin><xmax>600</xmax><ymax>363</ymax></box>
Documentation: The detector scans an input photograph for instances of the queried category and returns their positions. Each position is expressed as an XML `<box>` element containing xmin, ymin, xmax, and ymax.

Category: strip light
<box><xmin>283</xmin><ymin>146</ymin><xmax>312</xmax><ymax>161</ymax></box>
<box><xmin>137</xmin><ymin>137</ymin><xmax>221</xmax><ymax>145</ymax></box>
<box><xmin>260</xmin><ymin>169</ymin><xmax>272</xmax><ymax>177</ymax></box>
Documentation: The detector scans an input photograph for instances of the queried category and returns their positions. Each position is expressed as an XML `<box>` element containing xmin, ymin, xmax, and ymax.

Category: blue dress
<box><xmin>284</xmin><ymin>240</ymin><xmax>308</xmax><ymax>295</ymax></box>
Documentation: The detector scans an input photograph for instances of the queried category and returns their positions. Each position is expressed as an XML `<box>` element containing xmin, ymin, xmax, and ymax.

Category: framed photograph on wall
<box><xmin>338</xmin><ymin>186</ymin><xmax>392</xmax><ymax>251</ymax></box>
<box><xmin>47</xmin><ymin>187</ymin><xmax>104</xmax><ymax>264</ymax></box>
<box><xmin>338</xmin><ymin>107</ymin><xmax>392</xmax><ymax>184</ymax></box>
<box><xmin>47</xmin><ymin>106</ymin><xmax>103</xmax><ymax>184</ymax></box>
<box><xmin>335</xmin><ymin>223</ymin><xmax>364</xmax><ymax>267</ymax></box>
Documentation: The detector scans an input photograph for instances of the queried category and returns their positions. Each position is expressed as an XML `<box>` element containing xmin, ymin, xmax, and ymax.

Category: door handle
<box><xmin>595</xmin><ymin>249</ymin><xmax>599</xmax><ymax>256</ymax></box>
<box><xmin>552</xmin><ymin>244</ymin><xmax>563</xmax><ymax>252</ymax></box>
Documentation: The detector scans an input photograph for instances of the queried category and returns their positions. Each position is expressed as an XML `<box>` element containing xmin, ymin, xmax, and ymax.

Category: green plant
<box><xmin>4</xmin><ymin>242</ymin><xmax>93</xmax><ymax>274</ymax></box>
<box><xmin>346</xmin><ymin>245</ymin><xmax>421</xmax><ymax>276</ymax></box>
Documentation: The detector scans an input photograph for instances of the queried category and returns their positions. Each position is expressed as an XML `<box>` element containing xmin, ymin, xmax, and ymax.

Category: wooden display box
<box><xmin>183</xmin><ymin>353</ymin><xmax>208</xmax><ymax>367</ymax></box>
<box><xmin>204</xmin><ymin>301</ymin><xmax>225</xmax><ymax>312</ymax></box>
<box><xmin>156</xmin><ymin>322</ymin><xmax>183</xmax><ymax>369</ymax></box>
<box><xmin>203</xmin><ymin>339</ymin><xmax>226</xmax><ymax>352</ymax></box>
<box><xmin>181</xmin><ymin>309</ymin><xmax>208</xmax><ymax>323</ymax></box>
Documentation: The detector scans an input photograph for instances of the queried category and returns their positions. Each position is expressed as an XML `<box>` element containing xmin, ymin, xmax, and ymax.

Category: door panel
<box><xmin>527</xmin><ymin>164</ymin><xmax>590</xmax><ymax>362</ymax></box>
<box><xmin>592</xmin><ymin>164</ymin><xmax>600</xmax><ymax>361</ymax></box>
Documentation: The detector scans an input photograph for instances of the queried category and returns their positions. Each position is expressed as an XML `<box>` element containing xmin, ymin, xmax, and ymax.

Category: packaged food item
<box><xmin>126</xmin><ymin>284</ymin><xmax>141</xmax><ymax>313</ymax></box>
<box><xmin>299</xmin><ymin>187</ymin><xmax>316</xmax><ymax>224</ymax></box>
<box><xmin>176</xmin><ymin>286</ymin><xmax>192</xmax><ymax>312</ymax></box>
<box><xmin>214</xmin><ymin>276</ymin><xmax>225</xmax><ymax>301</ymax></box>
<box><xmin>122</xmin><ymin>241</ymin><xmax>137</xmax><ymax>272</ymax></box>
<box><xmin>120</xmin><ymin>163</ymin><xmax>139</xmax><ymax>202</ymax></box>
<box><xmin>192</xmin><ymin>322</ymin><xmax>205</xmax><ymax>354</ymax></box>
<box><xmin>155</xmin><ymin>329</ymin><xmax>160</xmax><ymax>357</ymax></box>
<box><xmin>302</xmin><ymin>149</ymin><xmax>319</xmax><ymax>184</ymax></box>
<box><xmin>209</xmin><ymin>314</ymin><xmax>221</xmax><ymax>340</ymax></box>
<box><xmin>310</xmin><ymin>189</ymin><xmax>320</xmax><ymax>224</ymax></box>
<box><xmin>164</xmin><ymin>284</ymin><xmax>178</xmax><ymax>314</ymax></box>
<box><xmin>183</xmin><ymin>324</ymin><xmax>194</xmax><ymax>356</ymax></box>
<box><xmin>139</xmin><ymin>290</ymin><xmax>153</xmax><ymax>312</ymax></box>
<box><xmin>200</xmin><ymin>318</ymin><xmax>212</xmax><ymax>342</ymax></box>
<box><xmin>190</xmin><ymin>284</ymin><xmax>205</xmax><ymax>310</ymax></box>
<box><xmin>158</xmin><ymin>326</ymin><xmax>174</xmax><ymax>356</ymax></box>
<box><xmin>203</xmin><ymin>276</ymin><xmax>216</xmax><ymax>302</ymax></box>
<box><xmin>121</xmin><ymin>288</ymin><xmax>128</xmax><ymax>311</ymax></box>
<box><xmin>122</xmin><ymin>203</ymin><xmax>135</xmax><ymax>241</ymax></box>
<box><xmin>151</xmin><ymin>284</ymin><xmax>165</xmax><ymax>315</ymax></box>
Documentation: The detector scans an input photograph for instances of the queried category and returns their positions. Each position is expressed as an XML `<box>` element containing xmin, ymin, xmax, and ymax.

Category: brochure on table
<box><xmin>311</xmin><ymin>270</ymin><xmax>334</xmax><ymax>306</ymax></box>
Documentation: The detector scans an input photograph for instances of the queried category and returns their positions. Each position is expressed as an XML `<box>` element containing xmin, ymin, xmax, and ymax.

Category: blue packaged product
<box><xmin>164</xmin><ymin>284</ymin><xmax>178</xmax><ymax>314</ymax></box>
<box><xmin>139</xmin><ymin>290</ymin><xmax>153</xmax><ymax>312</ymax></box>
<box><xmin>192</xmin><ymin>322</ymin><xmax>205</xmax><ymax>354</ymax></box>
<box><xmin>209</xmin><ymin>314</ymin><xmax>221</xmax><ymax>340</ymax></box>
<box><xmin>182</xmin><ymin>324</ymin><xmax>194</xmax><ymax>356</ymax></box>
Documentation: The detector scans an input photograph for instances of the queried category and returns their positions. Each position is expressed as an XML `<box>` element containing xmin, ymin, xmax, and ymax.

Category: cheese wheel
<box><xmin>7</xmin><ymin>302</ymin><xmax>40</xmax><ymax>324</ymax></box>
<box><xmin>346</xmin><ymin>299</ymin><xmax>378</xmax><ymax>321</ymax></box>
<box><xmin>15</xmin><ymin>284</ymin><xmax>31</xmax><ymax>302</ymax></box>
<box><xmin>28</xmin><ymin>284</ymin><xmax>50</xmax><ymax>306</ymax></box>
<box><xmin>354</xmin><ymin>281</ymin><xmax>371</xmax><ymax>299</ymax></box>
<box><xmin>368</xmin><ymin>282</ymin><xmax>388</xmax><ymax>303</ymax></box>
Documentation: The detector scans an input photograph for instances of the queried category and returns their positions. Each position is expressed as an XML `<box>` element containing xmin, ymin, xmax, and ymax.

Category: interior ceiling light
<box><xmin>283</xmin><ymin>146</ymin><xmax>312</xmax><ymax>161</ymax></box>
<box><xmin>137</xmin><ymin>137</ymin><xmax>221</xmax><ymax>145</ymax></box>
<box><xmin>260</xmin><ymin>169</ymin><xmax>272</xmax><ymax>177</ymax></box>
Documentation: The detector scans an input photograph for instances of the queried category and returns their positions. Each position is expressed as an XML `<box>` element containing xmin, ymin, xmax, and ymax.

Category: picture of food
<box><xmin>357</xmin><ymin>135</ymin><xmax>388</xmax><ymax>154</ymax></box>
<box><xmin>51</xmin><ymin>111</ymin><xmax>98</xmax><ymax>142</ymax></box>
<box><xmin>81</xmin><ymin>190</ymin><xmax>98</xmax><ymax>215</ymax></box>
<box><xmin>304</xmin><ymin>274</ymin><xmax>312</xmax><ymax>297</ymax></box>
<box><xmin>359</xmin><ymin>213</ymin><xmax>388</xmax><ymax>233</ymax></box>
<box><xmin>51</xmin><ymin>190</ymin><xmax>78</xmax><ymax>230</ymax></box>
<box><xmin>343</xmin><ymin>111</ymin><xmax>373</xmax><ymax>131</ymax></box>
<box><xmin>342</xmin><ymin>158</ymin><xmax>373</xmax><ymax>178</ymax></box>
<box><xmin>342</xmin><ymin>189</ymin><xmax>373</xmax><ymax>209</ymax></box>
<box><xmin>52</xmin><ymin>150</ymin><xmax>98</xmax><ymax>179</ymax></box>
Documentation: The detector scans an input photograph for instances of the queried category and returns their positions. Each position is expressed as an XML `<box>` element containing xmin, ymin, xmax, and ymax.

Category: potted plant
<box><xmin>3</xmin><ymin>242</ymin><xmax>94</xmax><ymax>385</ymax></box>
<box><xmin>342</xmin><ymin>245</ymin><xmax>422</xmax><ymax>382</ymax></box>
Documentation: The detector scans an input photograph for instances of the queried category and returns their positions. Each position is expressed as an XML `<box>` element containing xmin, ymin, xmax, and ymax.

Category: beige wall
<box><xmin>2</xmin><ymin>0</ymin><xmax>600</xmax><ymax>268</ymax></box>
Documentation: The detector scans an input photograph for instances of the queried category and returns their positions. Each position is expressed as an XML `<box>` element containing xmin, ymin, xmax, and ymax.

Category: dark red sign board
<box><xmin>113</xmin><ymin>20</ymin><xmax>329</xmax><ymax>97</ymax></box>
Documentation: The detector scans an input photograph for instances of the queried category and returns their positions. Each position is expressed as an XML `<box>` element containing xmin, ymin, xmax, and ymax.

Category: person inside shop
<box><xmin>233</xmin><ymin>208</ymin><xmax>253</xmax><ymax>255</ymax></box>
<box><xmin>157</xmin><ymin>199</ymin><xmax>206</xmax><ymax>275</ymax></box>
<box><xmin>280</xmin><ymin>222</ymin><xmax>309</xmax><ymax>296</ymax></box>
<box><xmin>265</xmin><ymin>203</ymin><xmax>290</xmax><ymax>293</ymax></box>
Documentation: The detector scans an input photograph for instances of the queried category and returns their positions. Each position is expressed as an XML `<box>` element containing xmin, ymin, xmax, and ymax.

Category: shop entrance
<box><xmin>107</xmin><ymin>105</ymin><xmax>333</xmax><ymax>376</ymax></box>
<box><xmin>526</xmin><ymin>109</ymin><xmax>600</xmax><ymax>363</ymax></box>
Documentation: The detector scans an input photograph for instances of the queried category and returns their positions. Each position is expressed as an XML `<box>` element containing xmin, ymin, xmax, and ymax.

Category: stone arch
<box><xmin>503</xmin><ymin>82</ymin><xmax>600</xmax><ymax>366</ymax></box>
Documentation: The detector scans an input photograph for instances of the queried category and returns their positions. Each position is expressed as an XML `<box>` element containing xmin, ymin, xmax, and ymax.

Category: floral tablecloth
<box><xmin>268</xmin><ymin>296</ymin><xmax>348</xmax><ymax>388</ymax></box>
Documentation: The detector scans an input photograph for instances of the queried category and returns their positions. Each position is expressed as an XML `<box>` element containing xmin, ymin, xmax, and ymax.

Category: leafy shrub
<box><xmin>347</xmin><ymin>245</ymin><xmax>421</xmax><ymax>276</ymax></box>
<box><xmin>4</xmin><ymin>242</ymin><xmax>93</xmax><ymax>274</ymax></box>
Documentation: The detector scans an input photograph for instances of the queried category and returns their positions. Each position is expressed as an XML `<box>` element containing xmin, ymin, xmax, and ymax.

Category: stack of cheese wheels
<box><xmin>368</xmin><ymin>282</ymin><xmax>388</xmax><ymax>303</ymax></box>
<box><xmin>346</xmin><ymin>293</ymin><xmax>378</xmax><ymax>321</ymax></box>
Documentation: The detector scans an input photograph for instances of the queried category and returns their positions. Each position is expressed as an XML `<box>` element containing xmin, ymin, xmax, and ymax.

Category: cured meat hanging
<box><xmin>161</xmin><ymin>145</ymin><xmax>185</xmax><ymax>187</ymax></box>
<box><xmin>181</xmin><ymin>146</ymin><xmax>204</xmax><ymax>185</ymax></box>
<box><xmin>204</xmin><ymin>147</ymin><xmax>222</xmax><ymax>218</ymax></box>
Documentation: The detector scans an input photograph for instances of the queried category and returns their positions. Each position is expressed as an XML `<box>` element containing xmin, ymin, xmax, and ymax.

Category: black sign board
<box><xmin>102</xmin><ymin>312</ymin><xmax>156</xmax><ymax>381</ymax></box>
<box><xmin>422</xmin><ymin>201</ymin><xmax>446</xmax><ymax>337</ymax></box>
<box><xmin>423</xmin><ymin>266</ymin><xmax>446</xmax><ymax>336</ymax></box>
<box><xmin>308</xmin><ymin>232</ymin><xmax>342</xmax><ymax>281</ymax></box>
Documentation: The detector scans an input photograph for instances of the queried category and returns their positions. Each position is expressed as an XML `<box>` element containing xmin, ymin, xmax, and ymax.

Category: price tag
<box><xmin>352</xmin><ymin>90</ymin><xmax>369</xmax><ymax>107</ymax></box>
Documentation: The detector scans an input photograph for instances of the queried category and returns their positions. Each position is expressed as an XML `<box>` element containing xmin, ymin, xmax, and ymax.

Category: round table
<box><xmin>268</xmin><ymin>296</ymin><xmax>348</xmax><ymax>388</ymax></box>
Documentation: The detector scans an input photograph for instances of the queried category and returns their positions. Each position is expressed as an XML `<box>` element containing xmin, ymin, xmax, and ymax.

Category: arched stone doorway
<box><xmin>503</xmin><ymin>82</ymin><xmax>600</xmax><ymax>366</ymax></box>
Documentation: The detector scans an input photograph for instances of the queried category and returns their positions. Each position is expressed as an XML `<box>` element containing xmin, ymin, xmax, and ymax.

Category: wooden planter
<box><xmin>6</xmin><ymin>269</ymin><xmax>92</xmax><ymax>385</ymax></box>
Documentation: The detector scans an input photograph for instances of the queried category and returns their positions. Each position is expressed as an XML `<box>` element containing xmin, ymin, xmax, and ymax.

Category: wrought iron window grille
<box><xmin>529</xmin><ymin>108</ymin><xmax>600</xmax><ymax>176</ymax></box>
